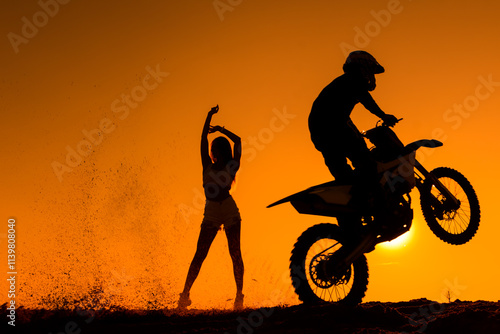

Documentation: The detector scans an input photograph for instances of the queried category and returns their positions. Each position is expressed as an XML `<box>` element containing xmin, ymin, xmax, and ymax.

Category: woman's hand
<box><xmin>209</xmin><ymin>105</ymin><xmax>219</xmax><ymax>115</ymax></box>
<box><xmin>202</xmin><ymin>106</ymin><xmax>219</xmax><ymax>169</ymax></box>
<box><xmin>209</xmin><ymin>125</ymin><xmax>223</xmax><ymax>134</ymax></box>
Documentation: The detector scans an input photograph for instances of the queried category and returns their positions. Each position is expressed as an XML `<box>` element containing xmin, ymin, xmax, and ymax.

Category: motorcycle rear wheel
<box><xmin>420</xmin><ymin>167</ymin><xmax>480</xmax><ymax>245</ymax></box>
<box><xmin>289</xmin><ymin>223</ymin><xmax>368</xmax><ymax>306</ymax></box>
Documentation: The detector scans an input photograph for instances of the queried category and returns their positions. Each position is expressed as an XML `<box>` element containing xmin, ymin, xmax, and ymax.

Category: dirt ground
<box><xmin>5</xmin><ymin>298</ymin><xmax>500</xmax><ymax>333</ymax></box>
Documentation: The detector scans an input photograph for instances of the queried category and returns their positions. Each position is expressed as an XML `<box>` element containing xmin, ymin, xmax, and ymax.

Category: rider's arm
<box><xmin>358</xmin><ymin>91</ymin><xmax>386</xmax><ymax>118</ymax></box>
<box><xmin>359</xmin><ymin>91</ymin><xmax>399</xmax><ymax>126</ymax></box>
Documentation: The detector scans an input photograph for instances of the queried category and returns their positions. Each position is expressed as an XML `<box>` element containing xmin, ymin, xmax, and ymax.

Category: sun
<box><xmin>379</xmin><ymin>228</ymin><xmax>414</xmax><ymax>250</ymax></box>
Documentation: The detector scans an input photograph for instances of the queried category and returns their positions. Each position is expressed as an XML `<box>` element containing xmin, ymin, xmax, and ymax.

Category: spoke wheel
<box><xmin>290</xmin><ymin>223</ymin><xmax>368</xmax><ymax>305</ymax></box>
<box><xmin>420</xmin><ymin>167</ymin><xmax>480</xmax><ymax>245</ymax></box>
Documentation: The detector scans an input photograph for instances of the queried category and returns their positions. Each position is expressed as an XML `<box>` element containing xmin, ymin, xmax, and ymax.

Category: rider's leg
<box><xmin>345</xmin><ymin>126</ymin><xmax>386</xmax><ymax>211</ymax></box>
<box><xmin>321</xmin><ymin>149</ymin><xmax>355</xmax><ymax>182</ymax></box>
<box><xmin>312</xmin><ymin>125</ymin><xmax>355</xmax><ymax>183</ymax></box>
<box><xmin>344</xmin><ymin>122</ymin><xmax>377</xmax><ymax>182</ymax></box>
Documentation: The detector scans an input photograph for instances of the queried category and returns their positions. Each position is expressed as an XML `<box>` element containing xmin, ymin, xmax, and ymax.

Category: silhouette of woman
<box><xmin>178</xmin><ymin>105</ymin><xmax>244</xmax><ymax>310</ymax></box>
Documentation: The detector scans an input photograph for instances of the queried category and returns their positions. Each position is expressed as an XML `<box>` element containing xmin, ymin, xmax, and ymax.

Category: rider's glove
<box><xmin>381</xmin><ymin>114</ymin><xmax>398</xmax><ymax>127</ymax></box>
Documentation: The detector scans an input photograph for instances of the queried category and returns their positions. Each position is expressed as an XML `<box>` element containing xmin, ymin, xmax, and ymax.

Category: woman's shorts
<box><xmin>201</xmin><ymin>196</ymin><xmax>241</xmax><ymax>229</ymax></box>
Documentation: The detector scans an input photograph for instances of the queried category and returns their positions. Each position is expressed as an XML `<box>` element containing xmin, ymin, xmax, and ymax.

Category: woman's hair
<box><xmin>210</xmin><ymin>136</ymin><xmax>233</xmax><ymax>165</ymax></box>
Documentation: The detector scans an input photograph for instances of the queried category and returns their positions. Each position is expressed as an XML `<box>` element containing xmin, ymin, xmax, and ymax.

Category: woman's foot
<box><xmin>234</xmin><ymin>293</ymin><xmax>244</xmax><ymax>310</ymax></box>
<box><xmin>177</xmin><ymin>292</ymin><xmax>191</xmax><ymax>310</ymax></box>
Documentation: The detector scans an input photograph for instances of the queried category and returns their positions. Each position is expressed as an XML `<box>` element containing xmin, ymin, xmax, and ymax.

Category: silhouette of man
<box><xmin>308</xmin><ymin>51</ymin><xmax>398</xmax><ymax>188</ymax></box>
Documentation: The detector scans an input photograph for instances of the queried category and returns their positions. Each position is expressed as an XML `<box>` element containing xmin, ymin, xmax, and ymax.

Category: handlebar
<box><xmin>378</xmin><ymin>118</ymin><xmax>403</xmax><ymax>127</ymax></box>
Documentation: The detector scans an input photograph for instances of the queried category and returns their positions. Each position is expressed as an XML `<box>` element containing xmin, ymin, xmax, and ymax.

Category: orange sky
<box><xmin>2</xmin><ymin>0</ymin><xmax>500</xmax><ymax>310</ymax></box>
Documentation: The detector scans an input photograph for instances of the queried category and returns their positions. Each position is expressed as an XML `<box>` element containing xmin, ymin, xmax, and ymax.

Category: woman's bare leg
<box><xmin>182</xmin><ymin>225</ymin><xmax>219</xmax><ymax>294</ymax></box>
<box><xmin>225</xmin><ymin>222</ymin><xmax>244</xmax><ymax>295</ymax></box>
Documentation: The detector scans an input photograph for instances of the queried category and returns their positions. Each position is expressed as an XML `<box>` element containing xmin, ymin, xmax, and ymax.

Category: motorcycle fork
<box><xmin>414</xmin><ymin>160</ymin><xmax>460</xmax><ymax>209</ymax></box>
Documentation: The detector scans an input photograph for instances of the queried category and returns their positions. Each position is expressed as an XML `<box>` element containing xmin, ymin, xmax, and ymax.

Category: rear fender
<box><xmin>267</xmin><ymin>181</ymin><xmax>354</xmax><ymax>216</ymax></box>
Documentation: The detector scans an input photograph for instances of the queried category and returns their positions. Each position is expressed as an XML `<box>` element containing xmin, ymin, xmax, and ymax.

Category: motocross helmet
<box><xmin>343</xmin><ymin>51</ymin><xmax>384</xmax><ymax>91</ymax></box>
<box><xmin>343</xmin><ymin>50</ymin><xmax>385</xmax><ymax>74</ymax></box>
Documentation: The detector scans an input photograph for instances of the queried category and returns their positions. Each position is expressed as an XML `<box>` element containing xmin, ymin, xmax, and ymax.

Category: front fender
<box><xmin>401</xmin><ymin>139</ymin><xmax>442</xmax><ymax>155</ymax></box>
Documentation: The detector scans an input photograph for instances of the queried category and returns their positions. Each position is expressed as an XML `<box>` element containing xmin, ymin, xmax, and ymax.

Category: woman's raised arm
<box><xmin>209</xmin><ymin>125</ymin><xmax>241</xmax><ymax>167</ymax></box>
<box><xmin>201</xmin><ymin>105</ymin><xmax>219</xmax><ymax>169</ymax></box>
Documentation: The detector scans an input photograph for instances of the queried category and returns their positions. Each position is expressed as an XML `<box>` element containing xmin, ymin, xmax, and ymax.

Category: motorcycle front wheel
<box><xmin>289</xmin><ymin>223</ymin><xmax>368</xmax><ymax>306</ymax></box>
<box><xmin>420</xmin><ymin>167</ymin><xmax>480</xmax><ymax>245</ymax></box>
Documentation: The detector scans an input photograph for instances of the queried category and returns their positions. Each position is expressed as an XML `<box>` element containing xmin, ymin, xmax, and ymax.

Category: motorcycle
<box><xmin>267</xmin><ymin>120</ymin><xmax>480</xmax><ymax>305</ymax></box>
